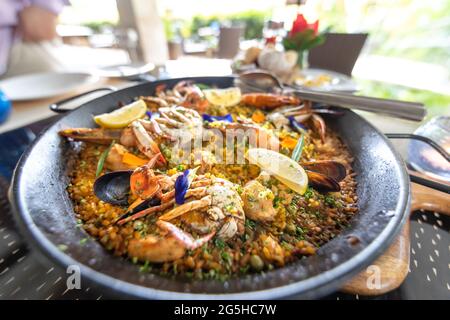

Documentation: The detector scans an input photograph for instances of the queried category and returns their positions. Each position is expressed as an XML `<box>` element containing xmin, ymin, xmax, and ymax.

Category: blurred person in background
<box><xmin>0</xmin><ymin>0</ymin><xmax>70</xmax><ymax>78</ymax></box>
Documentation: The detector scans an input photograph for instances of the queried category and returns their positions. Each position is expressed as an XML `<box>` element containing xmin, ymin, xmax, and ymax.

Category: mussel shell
<box><xmin>93</xmin><ymin>170</ymin><xmax>133</xmax><ymax>205</ymax></box>
<box><xmin>306</xmin><ymin>170</ymin><xmax>341</xmax><ymax>192</ymax></box>
<box><xmin>303</xmin><ymin>160</ymin><xmax>347</xmax><ymax>182</ymax></box>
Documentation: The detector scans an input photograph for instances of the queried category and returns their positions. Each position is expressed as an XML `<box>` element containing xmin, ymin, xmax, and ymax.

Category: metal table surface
<box><xmin>0</xmin><ymin>116</ymin><xmax>448</xmax><ymax>300</ymax></box>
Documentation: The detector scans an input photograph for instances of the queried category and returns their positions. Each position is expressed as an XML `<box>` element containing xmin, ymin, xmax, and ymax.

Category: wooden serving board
<box><xmin>341</xmin><ymin>173</ymin><xmax>450</xmax><ymax>296</ymax></box>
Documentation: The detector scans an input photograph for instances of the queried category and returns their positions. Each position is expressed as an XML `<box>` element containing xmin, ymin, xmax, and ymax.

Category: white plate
<box><xmin>0</xmin><ymin>72</ymin><xmax>98</xmax><ymax>101</ymax></box>
<box><xmin>94</xmin><ymin>62</ymin><xmax>155</xmax><ymax>78</ymax></box>
<box><xmin>294</xmin><ymin>68</ymin><xmax>358</xmax><ymax>92</ymax></box>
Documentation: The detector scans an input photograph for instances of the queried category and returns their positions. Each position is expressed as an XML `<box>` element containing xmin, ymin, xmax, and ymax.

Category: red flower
<box><xmin>265</xmin><ymin>36</ymin><xmax>277</xmax><ymax>45</ymax></box>
<box><xmin>288</xmin><ymin>14</ymin><xmax>319</xmax><ymax>37</ymax></box>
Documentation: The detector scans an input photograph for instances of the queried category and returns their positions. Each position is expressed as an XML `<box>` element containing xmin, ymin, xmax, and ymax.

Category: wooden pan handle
<box><xmin>410</xmin><ymin>170</ymin><xmax>450</xmax><ymax>215</ymax></box>
<box><xmin>340</xmin><ymin>222</ymin><xmax>410</xmax><ymax>296</ymax></box>
<box><xmin>342</xmin><ymin>172</ymin><xmax>449</xmax><ymax>296</ymax></box>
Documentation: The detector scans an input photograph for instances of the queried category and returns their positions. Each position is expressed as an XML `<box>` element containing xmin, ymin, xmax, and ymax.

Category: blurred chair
<box><xmin>308</xmin><ymin>33</ymin><xmax>368</xmax><ymax>76</ymax></box>
<box><xmin>217</xmin><ymin>26</ymin><xmax>244</xmax><ymax>59</ymax></box>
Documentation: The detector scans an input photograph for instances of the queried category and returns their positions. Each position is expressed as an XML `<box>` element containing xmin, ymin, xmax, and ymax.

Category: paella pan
<box><xmin>9</xmin><ymin>76</ymin><xmax>410</xmax><ymax>299</ymax></box>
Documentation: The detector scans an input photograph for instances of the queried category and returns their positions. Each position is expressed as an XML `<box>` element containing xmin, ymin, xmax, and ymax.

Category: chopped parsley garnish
<box><xmin>240</xmin><ymin>265</ymin><xmax>250</xmax><ymax>273</ymax></box>
<box><xmin>139</xmin><ymin>261</ymin><xmax>152</xmax><ymax>273</ymax></box>
<box><xmin>324</xmin><ymin>195</ymin><xmax>336</xmax><ymax>207</ymax></box>
<box><xmin>313</xmin><ymin>210</ymin><xmax>324</xmax><ymax>219</ymax></box>
<box><xmin>221</xmin><ymin>251</ymin><xmax>232</xmax><ymax>264</ymax></box>
<box><xmin>303</xmin><ymin>187</ymin><xmax>314</xmax><ymax>200</ymax></box>
<box><xmin>214</xmin><ymin>238</ymin><xmax>226</xmax><ymax>249</ymax></box>
<box><xmin>295</xmin><ymin>226</ymin><xmax>305</xmax><ymax>240</ymax></box>
<box><xmin>245</xmin><ymin>219</ymin><xmax>256</xmax><ymax>230</ymax></box>
<box><xmin>96</xmin><ymin>140</ymin><xmax>115</xmax><ymax>177</ymax></box>
<box><xmin>273</xmin><ymin>196</ymin><xmax>282</xmax><ymax>208</ymax></box>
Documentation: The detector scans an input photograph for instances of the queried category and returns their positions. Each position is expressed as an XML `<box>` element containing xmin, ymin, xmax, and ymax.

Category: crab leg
<box><xmin>117</xmin><ymin>186</ymin><xmax>210</xmax><ymax>225</ymax></box>
<box><xmin>117</xmin><ymin>200</ymin><xmax>175</xmax><ymax>225</ymax></box>
<box><xmin>311</xmin><ymin>114</ymin><xmax>326</xmax><ymax>142</ymax></box>
<box><xmin>165</xmin><ymin>96</ymin><xmax>182</xmax><ymax>104</ymax></box>
<box><xmin>155</xmin><ymin>84</ymin><xmax>167</xmax><ymax>97</ymax></box>
<box><xmin>131</xmin><ymin>121</ymin><xmax>166</xmax><ymax>165</ymax></box>
<box><xmin>58</xmin><ymin>128</ymin><xmax>121</xmax><ymax>144</ymax></box>
<box><xmin>153</xmin><ymin>122</ymin><xmax>180</xmax><ymax>140</ymax></box>
<box><xmin>169</xmin><ymin>108</ymin><xmax>192</xmax><ymax>124</ymax></box>
<box><xmin>140</xmin><ymin>96</ymin><xmax>169</xmax><ymax>108</ymax></box>
<box><xmin>159</xmin><ymin>180</ymin><xmax>211</xmax><ymax>202</ymax></box>
<box><xmin>127</xmin><ymin>220</ymin><xmax>215</xmax><ymax>263</ymax></box>
<box><xmin>293</xmin><ymin>113</ymin><xmax>312</xmax><ymax>123</ymax></box>
<box><xmin>158</xmin><ymin>113</ymin><xmax>182</xmax><ymax>127</ymax></box>
<box><xmin>274</xmin><ymin>104</ymin><xmax>308</xmax><ymax>117</ymax></box>
<box><xmin>159</xmin><ymin>194</ymin><xmax>212</xmax><ymax>221</ymax></box>
<box><xmin>139</xmin><ymin>119</ymin><xmax>175</xmax><ymax>141</ymax></box>
<box><xmin>157</xmin><ymin>220</ymin><xmax>215</xmax><ymax>250</ymax></box>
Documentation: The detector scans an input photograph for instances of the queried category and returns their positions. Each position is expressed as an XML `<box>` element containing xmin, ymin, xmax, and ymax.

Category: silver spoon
<box><xmin>237</xmin><ymin>71</ymin><xmax>426</xmax><ymax>121</ymax></box>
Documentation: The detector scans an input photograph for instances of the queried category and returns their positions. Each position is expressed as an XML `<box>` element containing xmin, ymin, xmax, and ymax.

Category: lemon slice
<box><xmin>246</xmin><ymin>148</ymin><xmax>308</xmax><ymax>195</ymax></box>
<box><xmin>203</xmin><ymin>87</ymin><xmax>241</xmax><ymax>107</ymax></box>
<box><xmin>94</xmin><ymin>99</ymin><xmax>147</xmax><ymax>128</ymax></box>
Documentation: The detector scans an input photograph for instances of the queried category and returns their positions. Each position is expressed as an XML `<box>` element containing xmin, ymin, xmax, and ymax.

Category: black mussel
<box><xmin>93</xmin><ymin>170</ymin><xmax>133</xmax><ymax>205</ymax></box>
<box><xmin>303</xmin><ymin>160</ymin><xmax>347</xmax><ymax>182</ymax></box>
<box><xmin>306</xmin><ymin>170</ymin><xmax>341</xmax><ymax>192</ymax></box>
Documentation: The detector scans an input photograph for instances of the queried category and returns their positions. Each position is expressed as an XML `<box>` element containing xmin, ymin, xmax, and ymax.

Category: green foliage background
<box><xmin>313</xmin><ymin>0</ymin><xmax>450</xmax><ymax>117</ymax></box>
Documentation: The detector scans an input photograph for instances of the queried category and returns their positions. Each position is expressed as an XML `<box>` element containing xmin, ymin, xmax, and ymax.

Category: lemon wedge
<box><xmin>246</xmin><ymin>148</ymin><xmax>308</xmax><ymax>195</ymax></box>
<box><xmin>94</xmin><ymin>99</ymin><xmax>147</xmax><ymax>129</ymax></box>
<box><xmin>203</xmin><ymin>87</ymin><xmax>241</xmax><ymax>107</ymax></box>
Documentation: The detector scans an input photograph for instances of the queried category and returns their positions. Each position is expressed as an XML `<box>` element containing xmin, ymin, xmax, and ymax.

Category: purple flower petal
<box><xmin>202</xmin><ymin>113</ymin><xmax>233</xmax><ymax>123</ymax></box>
<box><xmin>174</xmin><ymin>170</ymin><xmax>189</xmax><ymax>204</ymax></box>
<box><xmin>288</xmin><ymin>116</ymin><xmax>308</xmax><ymax>133</ymax></box>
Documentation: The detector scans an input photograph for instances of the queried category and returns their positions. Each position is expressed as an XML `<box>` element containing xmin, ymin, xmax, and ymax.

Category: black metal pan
<box><xmin>9</xmin><ymin>76</ymin><xmax>411</xmax><ymax>299</ymax></box>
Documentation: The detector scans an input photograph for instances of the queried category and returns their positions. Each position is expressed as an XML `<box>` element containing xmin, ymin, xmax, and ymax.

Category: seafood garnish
<box><xmin>62</xmin><ymin>81</ymin><xmax>357</xmax><ymax>277</ymax></box>
<box><xmin>202</xmin><ymin>114</ymin><xmax>233</xmax><ymax>123</ymax></box>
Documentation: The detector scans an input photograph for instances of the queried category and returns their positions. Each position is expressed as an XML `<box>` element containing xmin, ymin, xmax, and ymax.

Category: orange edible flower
<box><xmin>122</xmin><ymin>152</ymin><xmax>148</xmax><ymax>167</ymax></box>
<box><xmin>280</xmin><ymin>136</ymin><xmax>298</xmax><ymax>150</ymax></box>
<box><xmin>252</xmin><ymin>110</ymin><xmax>266</xmax><ymax>123</ymax></box>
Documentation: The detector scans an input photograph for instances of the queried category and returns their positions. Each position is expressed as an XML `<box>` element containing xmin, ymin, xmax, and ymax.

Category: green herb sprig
<box><xmin>291</xmin><ymin>133</ymin><xmax>305</xmax><ymax>162</ymax></box>
<box><xmin>96</xmin><ymin>140</ymin><xmax>115</xmax><ymax>177</ymax></box>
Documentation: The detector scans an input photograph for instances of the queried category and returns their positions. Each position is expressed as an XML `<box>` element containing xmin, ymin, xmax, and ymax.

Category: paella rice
<box><xmin>62</xmin><ymin>82</ymin><xmax>358</xmax><ymax>280</ymax></box>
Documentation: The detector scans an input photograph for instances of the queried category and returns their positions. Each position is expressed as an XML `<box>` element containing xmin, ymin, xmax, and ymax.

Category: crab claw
<box><xmin>311</xmin><ymin>114</ymin><xmax>326</xmax><ymax>142</ymax></box>
<box><xmin>157</xmin><ymin>220</ymin><xmax>215</xmax><ymax>250</ymax></box>
<box><xmin>131</xmin><ymin>120</ymin><xmax>166</xmax><ymax>166</ymax></box>
<box><xmin>127</xmin><ymin>220</ymin><xmax>215</xmax><ymax>263</ymax></box>
<box><xmin>130</xmin><ymin>153</ymin><xmax>163</xmax><ymax>199</ymax></box>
